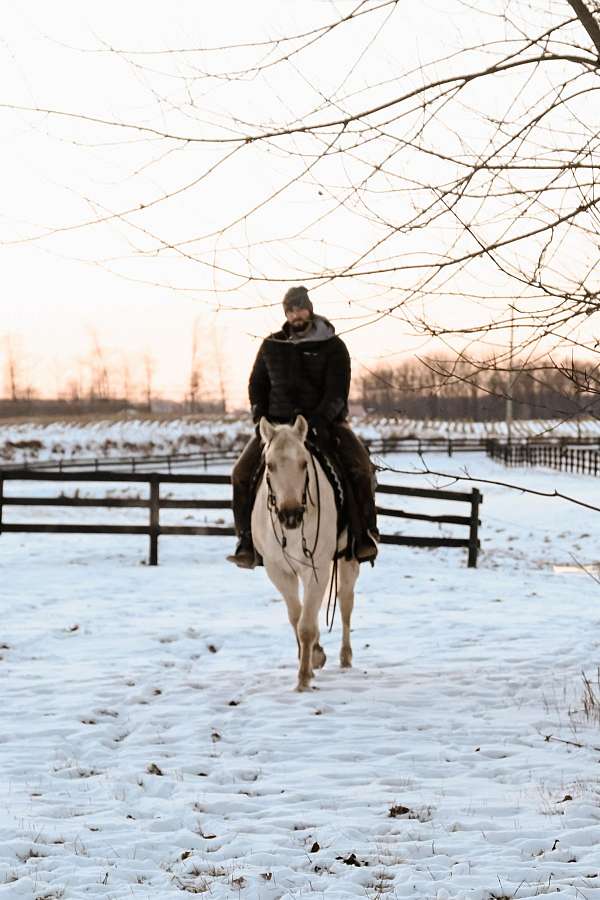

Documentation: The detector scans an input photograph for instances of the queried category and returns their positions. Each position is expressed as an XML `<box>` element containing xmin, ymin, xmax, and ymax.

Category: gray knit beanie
<box><xmin>282</xmin><ymin>285</ymin><xmax>314</xmax><ymax>315</ymax></box>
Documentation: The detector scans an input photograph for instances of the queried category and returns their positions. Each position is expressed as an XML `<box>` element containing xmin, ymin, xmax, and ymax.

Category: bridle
<box><xmin>264</xmin><ymin>443</ymin><xmax>339</xmax><ymax>631</ymax></box>
<box><xmin>265</xmin><ymin>449</ymin><xmax>321</xmax><ymax>579</ymax></box>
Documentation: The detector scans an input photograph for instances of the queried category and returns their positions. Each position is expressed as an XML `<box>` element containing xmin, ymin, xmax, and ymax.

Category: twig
<box><xmin>569</xmin><ymin>553</ymin><xmax>600</xmax><ymax>585</ymax></box>
<box><xmin>543</xmin><ymin>733</ymin><xmax>600</xmax><ymax>752</ymax></box>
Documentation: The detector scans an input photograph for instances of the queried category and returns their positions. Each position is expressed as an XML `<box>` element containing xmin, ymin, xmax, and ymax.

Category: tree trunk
<box><xmin>566</xmin><ymin>0</ymin><xmax>600</xmax><ymax>56</ymax></box>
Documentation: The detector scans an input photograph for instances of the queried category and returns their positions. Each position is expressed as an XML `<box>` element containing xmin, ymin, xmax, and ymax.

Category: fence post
<box><xmin>0</xmin><ymin>478</ymin><xmax>3</xmax><ymax>536</ymax></box>
<box><xmin>448</xmin><ymin>439</ymin><xmax>453</xmax><ymax>457</ymax></box>
<box><xmin>149</xmin><ymin>476</ymin><xmax>160</xmax><ymax>566</ymax></box>
<box><xmin>467</xmin><ymin>488</ymin><xmax>481</xmax><ymax>568</ymax></box>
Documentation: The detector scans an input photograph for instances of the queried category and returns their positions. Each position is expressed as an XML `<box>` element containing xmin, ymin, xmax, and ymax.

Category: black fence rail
<box><xmin>487</xmin><ymin>440</ymin><xmax>600</xmax><ymax>476</ymax></box>
<box><xmin>366</xmin><ymin>437</ymin><xmax>487</xmax><ymax>456</ymax></box>
<box><xmin>0</xmin><ymin>470</ymin><xmax>482</xmax><ymax>567</ymax></box>
<box><xmin>0</xmin><ymin>449</ymin><xmax>240</xmax><ymax>473</ymax></box>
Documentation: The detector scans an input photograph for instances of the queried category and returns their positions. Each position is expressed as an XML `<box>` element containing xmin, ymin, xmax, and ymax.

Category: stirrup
<box><xmin>226</xmin><ymin>552</ymin><xmax>256</xmax><ymax>569</ymax></box>
<box><xmin>226</xmin><ymin>535</ymin><xmax>256</xmax><ymax>569</ymax></box>
<box><xmin>355</xmin><ymin>529</ymin><xmax>378</xmax><ymax>565</ymax></box>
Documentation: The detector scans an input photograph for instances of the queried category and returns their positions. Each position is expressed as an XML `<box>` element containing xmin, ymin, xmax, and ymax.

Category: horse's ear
<box><xmin>293</xmin><ymin>415</ymin><xmax>308</xmax><ymax>444</ymax></box>
<box><xmin>259</xmin><ymin>417</ymin><xmax>275</xmax><ymax>445</ymax></box>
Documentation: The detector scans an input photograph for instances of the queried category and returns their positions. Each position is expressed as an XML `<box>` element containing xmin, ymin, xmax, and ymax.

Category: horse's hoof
<box><xmin>340</xmin><ymin>649</ymin><xmax>353</xmax><ymax>668</ymax></box>
<box><xmin>295</xmin><ymin>678</ymin><xmax>312</xmax><ymax>692</ymax></box>
<box><xmin>312</xmin><ymin>644</ymin><xmax>327</xmax><ymax>670</ymax></box>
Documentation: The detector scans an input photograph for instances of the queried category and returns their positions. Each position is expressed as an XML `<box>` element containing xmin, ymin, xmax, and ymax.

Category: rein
<box><xmin>266</xmin><ymin>462</ymin><xmax>318</xmax><ymax>578</ymax></box>
<box><xmin>264</xmin><ymin>447</ymin><xmax>338</xmax><ymax>629</ymax></box>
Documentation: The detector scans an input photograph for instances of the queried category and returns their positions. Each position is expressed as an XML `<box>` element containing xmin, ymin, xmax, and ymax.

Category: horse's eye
<box><xmin>267</xmin><ymin>462</ymin><xmax>276</xmax><ymax>472</ymax></box>
<box><xmin>301</xmin><ymin>460</ymin><xmax>308</xmax><ymax>470</ymax></box>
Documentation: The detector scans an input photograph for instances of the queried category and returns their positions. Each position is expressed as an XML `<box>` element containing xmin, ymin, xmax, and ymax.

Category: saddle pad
<box><xmin>306</xmin><ymin>440</ymin><xmax>346</xmax><ymax>535</ymax></box>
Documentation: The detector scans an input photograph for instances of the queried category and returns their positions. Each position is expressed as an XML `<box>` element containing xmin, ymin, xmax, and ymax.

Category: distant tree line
<box><xmin>1</xmin><ymin>327</ymin><xmax>228</xmax><ymax>417</ymax></box>
<box><xmin>0</xmin><ymin>397</ymin><xmax>226</xmax><ymax>419</ymax></box>
<box><xmin>358</xmin><ymin>358</ymin><xmax>600</xmax><ymax>421</ymax></box>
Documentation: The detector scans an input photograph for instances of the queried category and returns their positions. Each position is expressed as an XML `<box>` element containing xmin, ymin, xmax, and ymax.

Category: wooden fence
<box><xmin>0</xmin><ymin>449</ymin><xmax>240</xmax><ymax>473</ymax></box>
<box><xmin>487</xmin><ymin>440</ymin><xmax>600</xmax><ymax>476</ymax></box>
<box><xmin>0</xmin><ymin>470</ymin><xmax>482</xmax><ymax>567</ymax></box>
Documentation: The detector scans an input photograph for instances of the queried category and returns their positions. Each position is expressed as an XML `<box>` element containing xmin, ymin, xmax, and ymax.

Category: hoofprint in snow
<box><xmin>1</xmin><ymin>452</ymin><xmax>600</xmax><ymax>899</ymax></box>
<box><xmin>2</xmin><ymin>415</ymin><xmax>600</xmax><ymax>465</ymax></box>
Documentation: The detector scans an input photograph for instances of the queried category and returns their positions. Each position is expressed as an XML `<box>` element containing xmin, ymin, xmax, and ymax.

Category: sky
<box><xmin>0</xmin><ymin>1</ymin><xmax>596</xmax><ymax>408</ymax></box>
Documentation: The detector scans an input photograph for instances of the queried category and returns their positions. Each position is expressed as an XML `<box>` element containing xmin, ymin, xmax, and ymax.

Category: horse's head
<box><xmin>260</xmin><ymin>415</ymin><xmax>310</xmax><ymax>530</ymax></box>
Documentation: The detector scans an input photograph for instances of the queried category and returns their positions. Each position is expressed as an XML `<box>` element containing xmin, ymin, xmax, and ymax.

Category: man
<box><xmin>227</xmin><ymin>285</ymin><xmax>378</xmax><ymax>568</ymax></box>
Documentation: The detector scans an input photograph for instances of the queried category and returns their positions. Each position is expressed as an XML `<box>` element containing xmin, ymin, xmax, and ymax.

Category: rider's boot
<box><xmin>226</xmin><ymin>530</ymin><xmax>256</xmax><ymax>569</ymax></box>
<box><xmin>354</xmin><ymin>489</ymin><xmax>380</xmax><ymax>564</ymax></box>
<box><xmin>355</xmin><ymin>527</ymin><xmax>379</xmax><ymax>564</ymax></box>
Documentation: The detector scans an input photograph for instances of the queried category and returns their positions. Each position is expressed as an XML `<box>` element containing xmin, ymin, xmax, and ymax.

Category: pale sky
<box><xmin>0</xmin><ymin>1</ymin><xmax>595</xmax><ymax>407</ymax></box>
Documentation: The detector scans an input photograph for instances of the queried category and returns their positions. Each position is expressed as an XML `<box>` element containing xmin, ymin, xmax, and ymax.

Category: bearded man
<box><xmin>227</xmin><ymin>285</ymin><xmax>378</xmax><ymax>568</ymax></box>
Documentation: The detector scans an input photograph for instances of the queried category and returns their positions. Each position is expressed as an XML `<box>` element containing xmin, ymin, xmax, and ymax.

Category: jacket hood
<box><xmin>280</xmin><ymin>314</ymin><xmax>336</xmax><ymax>344</ymax></box>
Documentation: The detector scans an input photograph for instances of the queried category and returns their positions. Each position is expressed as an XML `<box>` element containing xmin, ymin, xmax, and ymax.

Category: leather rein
<box><xmin>264</xmin><ymin>446</ymin><xmax>339</xmax><ymax>631</ymax></box>
<box><xmin>265</xmin><ymin>452</ymin><xmax>321</xmax><ymax>578</ymax></box>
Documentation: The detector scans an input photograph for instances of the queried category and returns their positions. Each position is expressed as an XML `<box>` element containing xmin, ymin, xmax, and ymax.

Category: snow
<box><xmin>0</xmin><ymin>417</ymin><xmax>252</xmax><ymax>466</ymax></box>
<box><xmin>2</xmin><ymin>447</ymin><xmax>600</xmax><ymax>899</ymax></box>
<box><xmin>2</xmin><ymin>417</ymin><xmax>600</xmax><ymax>466</ymax></box>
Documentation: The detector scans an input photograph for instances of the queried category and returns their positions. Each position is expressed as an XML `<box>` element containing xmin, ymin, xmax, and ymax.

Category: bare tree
<box><xmin>3</xmin><ymin>335</ymin><xmax>22</xmax><ymax>402</ymax></box>
<box><xmin>142</xmin><ymin>352</ymin><xmax>155</xmax><ymax>412</ymax></box>
<box><xmin>88</xmin><ymin>331</ymin><xmax>111</xmax><ymax>402</ymax></box>
<box><xmin>3</xmin><ymin>1</ymin><xmax>600</xmax><ymax>413</ymax></box>
<box><xmin>119</xmin><ymin>357</ymin><xmax>132</xmax><ymax>405</ymax></box>
<box><xmin>211</xmin><ymin>319</ymin><xmax>228</xmax><ymax>414</ymax></box>
<box><xmin>358</xmin><ymin>354</ymin><xmax>600</xmax><ymax>420</ymax></box>
<box><xmin>186</xmin><ymin>319</ymin><xmax>203</xmax><ymax>413</ymax></box>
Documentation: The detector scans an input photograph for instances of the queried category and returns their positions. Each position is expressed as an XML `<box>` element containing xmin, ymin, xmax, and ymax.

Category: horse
<box><xmin>252</xmin><ymin>414</ymin><xmax>360</xmax><ymax>691</ymax></box>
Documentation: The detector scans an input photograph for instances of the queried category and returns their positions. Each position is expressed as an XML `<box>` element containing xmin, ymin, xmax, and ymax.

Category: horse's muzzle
<box><xmin>278</xmin><ymin>506</ymin><xmax>305</xmax><ymax>529</ymax></box>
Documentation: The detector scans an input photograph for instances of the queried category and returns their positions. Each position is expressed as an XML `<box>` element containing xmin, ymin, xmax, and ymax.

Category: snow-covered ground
<box><xmin>0</xmin><ymin>417</ymin><xmax>252</xmax><ymax>465</ymax></box>
<box><xmin>2</xmin><ymin>417</ymin><xmax>600</xmax><ymax>466</ymax></box>
<box><xmin>360</xmin><ymin>417</ymin><xmax>600</xmax><ymax>443</ymax></box>
<box><xmin>1</xmin><ymin>452</ymin><xmax>600</xmax><ymax>900</ymax></box>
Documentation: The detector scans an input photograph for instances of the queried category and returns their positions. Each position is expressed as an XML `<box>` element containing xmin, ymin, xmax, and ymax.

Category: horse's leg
<box><xmin>264</xmin><ymin>561</ymin><xmax>301</xmax><ymax>653</ymax></box>
<box><xmin>310</xmin><ymin>566</ymin><xmax>328</xmax><ymax>671</ymax></box>
<box><xmin>338</xmin><ymin>558</ymin><xmax>359</xmax><ymax>668</ymax></box>
<box><xmin>264</xmin><ymin>561</ymin><xmax>326</xmax><ymax>672</ymax></box>
<box><xmin>296</xmin><ymin>577</ymin><xmax>325</xmax><ymax>691</ymax></box>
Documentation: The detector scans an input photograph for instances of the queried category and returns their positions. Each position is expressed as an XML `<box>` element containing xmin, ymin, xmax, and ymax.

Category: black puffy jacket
<box><xmin>248</xmin><ymin>316</ymin><xmax>350</xmax><ymax>425</ymax></box>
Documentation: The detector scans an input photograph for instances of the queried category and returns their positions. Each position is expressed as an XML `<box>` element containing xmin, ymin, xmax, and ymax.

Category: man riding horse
<box><xmin>227</xmin><ymin>285</ymin><xmax>379</xmax><ymax>569</ymax></box>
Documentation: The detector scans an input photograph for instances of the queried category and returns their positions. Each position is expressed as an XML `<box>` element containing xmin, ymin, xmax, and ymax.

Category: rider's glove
<box><xmin>308</xmin><ymin>414</ymin><xmax>330</xmax><ymax>445</ymax></box>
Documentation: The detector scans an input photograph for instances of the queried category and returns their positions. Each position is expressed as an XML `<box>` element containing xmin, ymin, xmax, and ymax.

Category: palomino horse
<box><xmin>253</xmin><ymin>415</ymin><xmax>360</xmax><ymax>691</ymax></box>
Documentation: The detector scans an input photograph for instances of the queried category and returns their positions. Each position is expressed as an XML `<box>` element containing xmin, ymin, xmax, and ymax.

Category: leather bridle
<box><xmin>265</xmin><ymin>451</ymin><xmax>321</xmax><ymax>580</ymax></box>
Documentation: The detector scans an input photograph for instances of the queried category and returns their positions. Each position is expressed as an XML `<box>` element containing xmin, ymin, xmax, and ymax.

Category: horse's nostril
<box><xmin>279</xmin><ymin>507</ymin><xmax>304</xmax><ymax>529</ymax></box>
